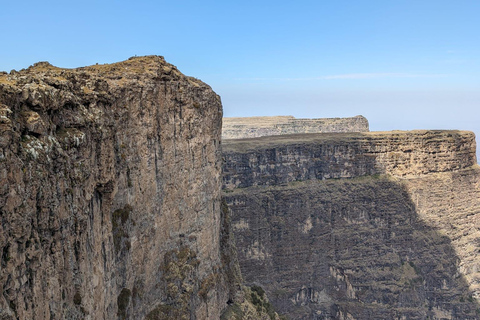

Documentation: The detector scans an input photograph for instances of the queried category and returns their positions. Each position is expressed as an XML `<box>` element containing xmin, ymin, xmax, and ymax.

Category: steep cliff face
<box><xmin>2</xmin><ymin>56</ymin><xmax>478</xmax><ymax>320</ymax></box>
<box><xmin>0</xmin><ymin>56</ymin><xmax>230</xmax><ymax>319</ymax></box>
<box><xmin>223</xmin><ymin>131</ymin><xmax>476</xmax><ymax>189</ymax></box>
<box><xmin>222</xmin><ymin>115</ymin><xmax>369</xmax><ymax>140</ymax></box>
<box><xmin>404</xmin><ymin>168</ymin><xmax>480</xmax><ymax>302</ymax></box>
<box><xmin>223</xmin><ymin>131</ymin><xmax>480</xmax><ymax>319</ymax></box>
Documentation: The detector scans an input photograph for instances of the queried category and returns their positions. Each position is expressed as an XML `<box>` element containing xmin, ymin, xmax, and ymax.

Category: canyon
<box><xmin>0</xmin><ymin>57</ymin><xmax>479</xmax><ymax>320</ymax></box>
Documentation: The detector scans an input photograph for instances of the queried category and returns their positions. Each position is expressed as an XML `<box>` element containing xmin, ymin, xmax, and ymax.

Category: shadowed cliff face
<box><xmin>223</xmin><ymin>131</ymin><xmax>480</xmax><ymax>319</ymax></box>
<box><xmin>403</xmin><ymin>168</ymin><xmax>480</xmax><ymax>302</ymax></box>
<box><xmin>224</xmin><ymin>175</ymin><xmax>480</xmax><ymax>319</ymax></box>
<box><xmin>0</xmin><ymin>56</ymin><xmax>230</xmax><ymax>319</ymax></box>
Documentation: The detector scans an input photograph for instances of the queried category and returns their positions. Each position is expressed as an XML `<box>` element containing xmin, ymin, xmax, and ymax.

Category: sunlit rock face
<box><xmin>223</xmin><ymin>130</ymin><xmax>480</xmax><ymax>320</ymax></box>
<box><xmin>222</xmin><ymin>130</ymin><xmax>477</xmax><ymax>189</ymax></box>
<box><xmin>0</xmin><ymin>56</ymin><xmax>231</xmax><ymax>320</ymax></box>
<box><xmin>222</xmin><ymin>115</ymin><xmax>369</xmax><ymax>140</ymax></box>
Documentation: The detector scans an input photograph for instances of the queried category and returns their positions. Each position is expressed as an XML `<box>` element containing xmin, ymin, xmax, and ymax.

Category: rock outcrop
<box><xmin>222</xmin><ymin>115</ymin><xmax>369</xmax><ymax>140</ymax></box>
<box><xmin>223</xmin><ymin>130</ymin><xmax>480</xmax><ymax>319</ymax></box>
<box><xmin>0</xmin><ymin>56</ymin><xmax>233</xmax><ymax>320</ymax></box>
<box><xmin>223</xmin><ymin>130</ymin><xmax>477</xmax><ymax>189</ymax></box>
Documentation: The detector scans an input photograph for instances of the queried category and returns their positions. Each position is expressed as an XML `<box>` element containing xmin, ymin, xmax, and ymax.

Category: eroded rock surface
<box><xmin>223</xmin><ymin>130</ymin><xmax>477</xmax><ymax>189</ymax></box>
<box><xmin>222</xmin><ymin>115</ymin><xmax>369</xmax><ymax>140</ymax></box>
<box><xmin>0</xmin><ymin>56</ymin><xmax>231</xmax><ymax>319</ymax></box>
<box><xmin>223</xmin><ymin>131</ymin><xmax>480</xmax><ymax>319</ymax></box>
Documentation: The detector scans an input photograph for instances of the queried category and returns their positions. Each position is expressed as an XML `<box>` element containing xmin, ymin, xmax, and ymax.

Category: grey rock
<box><xmin>0</xmin><ymin>56</ymin><xmax>231</xmax><ymax>320</ymax></box>
<box><xmin>223</xmin><ymin>131</ymin><xmax>480</xmax><ymax>319</ymax></box>
<box><xmin>222</xmin><ymin>115</ymin><xmax>369</xmax><ymax>140</ymax></box>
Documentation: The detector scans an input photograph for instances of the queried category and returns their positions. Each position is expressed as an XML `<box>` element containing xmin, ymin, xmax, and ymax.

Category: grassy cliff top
<box><xmin>0</xmin><ymin>55</ymin><xmax>205</xmax><ymax>88</ymax></box>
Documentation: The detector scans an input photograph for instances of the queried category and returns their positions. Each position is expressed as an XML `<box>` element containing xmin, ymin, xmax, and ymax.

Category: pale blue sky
<box><xmin>1</xmin><ymin>1</ymin><xmax>479</xmax><ymax>157</ymax></box>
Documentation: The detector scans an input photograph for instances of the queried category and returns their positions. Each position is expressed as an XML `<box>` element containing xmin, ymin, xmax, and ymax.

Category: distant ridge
<box><xmin>222</xmin><ymin>115</ymin><xmax>369</xmax><ymax>139</ymax></box>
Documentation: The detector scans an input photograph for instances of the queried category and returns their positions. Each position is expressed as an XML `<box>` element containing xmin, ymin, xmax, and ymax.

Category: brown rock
<box><xmin>223</xmin><ymin>132</ymin><xmax>480</xmax><ymax>319</ymax></box>
<box><xmin>0</xmin><ymin>56</ymin><xmax>231</xmax><ymax>319</ymax></box>
<box><xmin>223</xmin><ymin>130</ymin><xmax>477</xmax><ymax>190</ymax></box>
<box><xmin>222</xmin><ymin>115</ymin><xmax>369</xmax><ymax>140</ymax></box>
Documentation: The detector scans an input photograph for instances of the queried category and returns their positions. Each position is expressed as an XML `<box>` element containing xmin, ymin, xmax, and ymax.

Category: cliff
<box><xmin>223</xmin><ymin>130</ymin><xmax>477</xmax><ymax>189</ymax></box>
<box><xmin>0</xmin><ymin>56</ymin><xmax>233</xmax><ymax>320</ymax></box>
<box><xmin>223</xmin><ymin>130</ymin><xmax>480</xmax><ymax>319</ymax></box>
<box><xmin>222</xmin><ymin>115</ymin><xmax>369</xmax><ymax>140</ymax></box>
<box><xmin>2</xmin><ymin>55</ymin><xmax>479</xmax><ymax>320</ymax></box>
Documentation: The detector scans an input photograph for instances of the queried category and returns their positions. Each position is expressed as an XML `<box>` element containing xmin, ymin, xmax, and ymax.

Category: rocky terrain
<box><xmin>223</xmin><ymin>130</ymin><xmax>476</xmax><ymax>189</ymax></box>
<box><xmin>1</xmin><ymin>55</ymin><xmax>479</xmax><ymax>320</ymax></box>
<box><xmin>223</xmin><ymin>131</ymin><xmax>480</xmax><ymax>319</ymax></box>
<box><xmin>222</xmin><ymin>116</ymin><xmax>369</xmax><ymax>140</ymax></box>
<box><xmin>0</xmin><ymin>56</ymin><xmax>278</xmax><ymax>320</ymax></box>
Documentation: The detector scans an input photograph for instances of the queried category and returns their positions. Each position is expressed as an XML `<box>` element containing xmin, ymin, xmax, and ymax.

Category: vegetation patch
<box><xmin>220</xmin><ymin>303</ymin><xmax>244</xmax><ymax>320</ymax></box>
<box><xmin>250</xmin><ymin>285</ymin><xmax>277</xmax><ymax>320</ymax></box>
<box><xmin>112</xmin><ymin>205</ymin><xmax>133</xmax><ymax>254</ymax></box>
<box><xmin>199</xmin><ymin>272</ymin><xmax>219</xmax><ymax>300</ymax></box>
<box><xmin>220</xmin><ymin>286</ymin><xmax>283</xmax><ymax>320</ymax></box>
<box><xmin>117</xmin><ymin>288</ymin><xmax>131</xmax><ymax>320</ymax></box>
<box><xmin>151</xmin><ymin>245</ymin><xmax>201</xmax><ymax>319</ymax></box>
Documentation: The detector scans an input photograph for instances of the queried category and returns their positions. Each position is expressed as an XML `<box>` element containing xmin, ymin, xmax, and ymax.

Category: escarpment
<box><xmin>223</xmin><ymin>130</ymin><xmax>476</xmax><ymax>190</ymax></box>
<box><xmin>222</xmin><ymin>115</ymin><xmax>369</xmax><ymax>140</ymax></box>
<box><xmin>223</xmin><ymin>129</ymin><xmax>480</xmax><ymax>319</ymax></box>
<box><xmin>2</xmin><ymin>56</ymin><xmax>479</xmax><ymax>320</ymax></box>
<box><xmin>0</xmin><ymin>56</ymin><xmax>236</xmax><ymax>320</ymax></box>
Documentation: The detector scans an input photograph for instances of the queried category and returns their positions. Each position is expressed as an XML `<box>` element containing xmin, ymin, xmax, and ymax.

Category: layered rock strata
<box><xmin>223</xmin><ymin>130</ymin><xmax>477</xmax><ymax>189</ymax></box>
<box><xmin>222</xmin><ymin>115</ymin><xmax>369</xmax><ymax>140</ymax></box>
<box><xmin>223</xmin><ymin>131</ymin><xmax>480</xmax><ymax>319</ymax></box>
<box><xmin>0</xmin><ymin>56</ymin><xmax>231</xmax><ymax>320</ymax></box>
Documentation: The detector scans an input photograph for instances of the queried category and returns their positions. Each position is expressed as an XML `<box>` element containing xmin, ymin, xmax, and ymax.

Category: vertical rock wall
<box><xmin>223</xmin><ymin>132</ymin><xmax>480</xmax><ymax>319</ymax></box>
<box><xmin>0</xmin><ymin>57</ymin><xmax>229</xmax><ymax>319</ymax></box>
<box><xmin>223</xmin><ymin>131</ymin><xmax>477</xmax><ymax>190</ymax></box>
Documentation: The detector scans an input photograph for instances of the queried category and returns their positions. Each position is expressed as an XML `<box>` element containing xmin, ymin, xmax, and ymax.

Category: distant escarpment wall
<box><xmin>222</xmin><ymin>131</ymin><xmax>480</xmax><ymax>319</ymax></box>
<box><xmin>224</xmin><ymin>170</ymin><xmax>480</xmax><ymax>320</ymax></box>
<box><xmin>223</xmin><ymin>130</ymin><xmax>477</xmax><ymax>190</ymax></box>
<box><xmin>222</xmin><ymin>115</ymin><xmax>369</xmax><ymax>139</ymax></box>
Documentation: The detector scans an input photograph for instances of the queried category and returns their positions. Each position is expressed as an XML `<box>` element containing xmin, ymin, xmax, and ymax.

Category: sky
<box><xmin>1</xmin><ymin>1</ymin><xmax>479</xmax><ymax>158</ymax></box>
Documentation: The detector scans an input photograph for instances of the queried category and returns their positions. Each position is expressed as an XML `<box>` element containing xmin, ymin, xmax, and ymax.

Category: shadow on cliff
<box><xmin>225</xmin><ymin>175</ymin><xmax>480</xmax><ymax>320</ymax></box>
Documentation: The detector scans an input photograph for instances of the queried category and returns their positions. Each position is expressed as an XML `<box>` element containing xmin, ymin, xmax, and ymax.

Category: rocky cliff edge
<box><xmin>0</xmin><ymin>56</ymin><xmax>236</xmax><ymax>320</ymax></box>
<box><xmin>222</xmin><ymin>115</ymin><xmax>369</xmax><ymax>140</ymax></box>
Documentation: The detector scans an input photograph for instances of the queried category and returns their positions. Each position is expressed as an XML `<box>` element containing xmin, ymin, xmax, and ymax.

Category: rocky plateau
<box><xmin>222</xmin><ymin>116</ymin><xmax>369</xmax><ymax>140</ymax></box>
